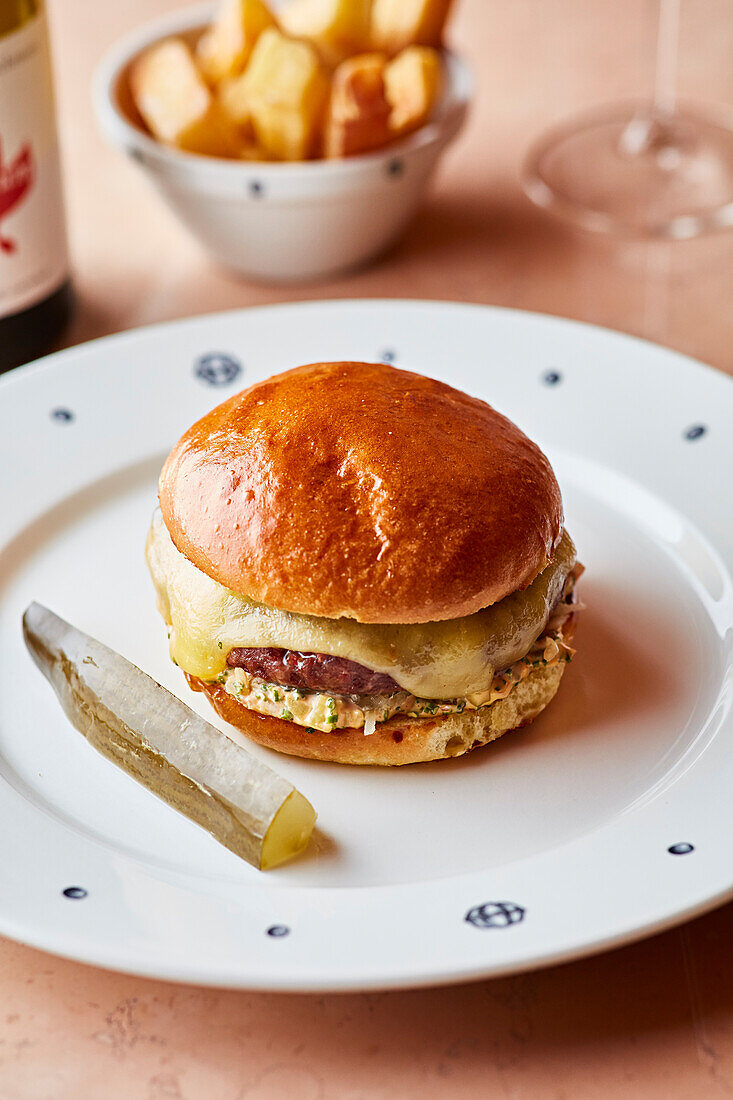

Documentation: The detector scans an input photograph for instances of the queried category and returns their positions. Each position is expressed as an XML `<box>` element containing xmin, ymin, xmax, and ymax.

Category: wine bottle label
<box><xmin>0</xmin><ymin>9</ymin><xmax>69</xmax><ymax>318</ymax></box>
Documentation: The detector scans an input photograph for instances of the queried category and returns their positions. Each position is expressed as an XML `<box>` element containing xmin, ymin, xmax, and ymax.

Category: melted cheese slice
<box><xmin>146</xmin><ymin>511</ymin><xmax>575</xmax><ymax>698</ymax></box>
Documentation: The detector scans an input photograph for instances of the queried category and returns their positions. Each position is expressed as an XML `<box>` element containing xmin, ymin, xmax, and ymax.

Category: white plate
<box><xmin>0</xmin><ymin>300</ymin><xmax>731</xmax><ymax>992</ymax></box>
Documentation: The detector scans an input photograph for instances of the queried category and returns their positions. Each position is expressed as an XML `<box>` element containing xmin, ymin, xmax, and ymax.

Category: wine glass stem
<box><xmin>653</xmin><ymin>0</ymin><xmax>681</xmax><ymax>120</ymax></box>
<box><xmin>620</xmin><ymin>0</ymin><xmax>681</xmax><ymax>155</ymax></box>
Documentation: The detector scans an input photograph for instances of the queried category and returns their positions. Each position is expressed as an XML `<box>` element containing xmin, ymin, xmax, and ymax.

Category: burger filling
<box><xmin>214</xmin><ymin>577</ymin><xmax>581</xmax><ymax>734</ymax></box>
<box><xmin>146</xmin><ymin>510</ymin><xmax>581</xmax><ymax>733</ymax></box>
<box><xmin>226</xmin><ymin>648</ymin><xmax>401</xmax><ymax>695</ymax></box>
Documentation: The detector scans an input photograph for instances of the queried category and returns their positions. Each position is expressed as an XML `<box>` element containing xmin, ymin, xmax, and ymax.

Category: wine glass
<box><xmin>521</xmin><ymin>0</ymin><xmax>733</xmax><ymax>238</ymax></box>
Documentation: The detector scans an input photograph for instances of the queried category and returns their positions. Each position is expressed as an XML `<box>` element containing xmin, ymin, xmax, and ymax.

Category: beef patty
<box><xmin>226</xmin><ymin>647</ymin><xmax>401</xmax><ymax>696</ymax></box>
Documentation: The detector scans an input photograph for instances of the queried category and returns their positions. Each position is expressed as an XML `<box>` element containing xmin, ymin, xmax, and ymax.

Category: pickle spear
<box><xmin>22</xmin><ymin>603</ymin><xmax>316</xmax><ymax>870</ymax></box>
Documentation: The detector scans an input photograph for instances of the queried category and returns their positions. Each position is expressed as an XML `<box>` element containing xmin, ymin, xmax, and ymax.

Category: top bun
<box><xmin>159</xmin><ymin>362</ymin><xmax>563</xmax><ymax>624</ymax></box>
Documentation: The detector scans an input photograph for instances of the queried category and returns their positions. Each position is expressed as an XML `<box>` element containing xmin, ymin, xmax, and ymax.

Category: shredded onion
<box><xmin>363</xmin><ymin>712</ymin><xmax>377</xmax><ymax>737</ymax></box>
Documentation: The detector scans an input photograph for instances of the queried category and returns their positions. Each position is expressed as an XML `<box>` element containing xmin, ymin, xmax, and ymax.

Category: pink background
<box><xmin>2</xmin><ymin>1</ymin><xmax>732</xmax><ymax>1095</ymax></box>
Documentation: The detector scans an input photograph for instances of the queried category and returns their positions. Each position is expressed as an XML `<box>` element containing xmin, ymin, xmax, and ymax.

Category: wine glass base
<box><xmin>522</xmin><ymin>102</ymin><xmax>733</xmax><ymax>238</ymax></box>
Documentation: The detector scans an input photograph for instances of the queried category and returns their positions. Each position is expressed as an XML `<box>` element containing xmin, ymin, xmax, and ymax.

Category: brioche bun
<box><xmin>159</xmin><ymin>361</ymin><xmax>563</xmax><ymax>624</ymax></box>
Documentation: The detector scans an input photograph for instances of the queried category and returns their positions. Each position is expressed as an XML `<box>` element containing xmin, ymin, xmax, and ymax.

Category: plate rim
<box><xmin>2</xmin><ymin>297</ymin><xmax>732</xmax><ymax>396</ymax></box>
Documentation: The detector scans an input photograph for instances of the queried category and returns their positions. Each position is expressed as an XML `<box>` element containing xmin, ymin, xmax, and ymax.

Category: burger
<box><xmin>146</xmin><ymin>361</ymin><xmax>582</xmax><ymax>766</ymax></box>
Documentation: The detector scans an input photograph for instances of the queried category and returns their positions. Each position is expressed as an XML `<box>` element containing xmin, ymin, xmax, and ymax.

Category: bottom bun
<box><xmin>186</xmin><ymin>659</ymin><xmax>568</xmax><ymax>766</ymax></box>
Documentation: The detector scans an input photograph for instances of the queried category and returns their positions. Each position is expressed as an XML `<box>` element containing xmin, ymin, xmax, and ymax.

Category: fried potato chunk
<box><xmin>195</xmin><ymin>0</ymin><xmax>276</xmax><ymax>84</ymax></box>
<box><xmin>241</xmin><ymin>27</ymin><xmax>330</xmax><ymax>160</ymax></box>
<box><xmin>385</xmin><ymin>45</ymin><xmax>442</xmax><ymax>136</ymax></box>
<box><xmin>130</xmin><ymin>38</ymin><xmax>240</xmax><ymax>157</ymax></box>
<box><xmin>217</xmin><ymin>73</ymin><xmax>254</xmax><ymax>132</ymax></box>
<box><xmin>130</xmin><ymin>0</ymin><xmax>454</xmax><ymax>162</ymax></box>
<box><xmin>280</xmin><ymin>0</ymin><xmax>372</xmax><ymax>67</ymax></box>
<box><xmin>371</xmin><ymin>0</ymin><xmax>454</xmax><ymax>55</ymax></box>
<box><xmin>324</xmin><ymin>52</ymin><xmax>392</xmax><ymax>157</ymax></box>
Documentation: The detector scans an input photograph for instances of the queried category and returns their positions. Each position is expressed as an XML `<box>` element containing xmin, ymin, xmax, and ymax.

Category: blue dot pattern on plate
<box><xmin>62</xmin><ymin>886</ymin><xmax>88</xmax><ymax>899</ymax></box>
<box><xmin>51</xmin><ymin>407</ymin><xmax>74</xmax><ymax>422</ymax></box>
<box><xmin>542</xmin><ymin>370</ymin><xmax>562</xmax><ymax>386</ymax></box>
<box><xmin>684</xmin><ymin>424</ymin><xmax>706</xmax><ymax>441</ymax></box>
<box><xmin>668</xmin><ymin>842</ymin><xmax>695</xmax><ymax>855</ymax></box>
<box><xmin>266</xmin><ymin>924</ymin><xmax>290</xmax><ymax>938</ymax></box>
<box><xmin>248</xmin><ymin>180</ymin><xmax>265</xmax><ymax>198</ymax></box>
<box><xmin>194</xmin><ymin>353</ymin><xmax>242</xmax><ymax>387</ymax></box>
<box><xmin>465</xmin><ymin>901</ymin><xmax>526</xmax><ymax>929</ymax></box>
<box><xmin>380</xmin><ymin>349</ymin><xmax>396</xmax><ymax>363</ymax></box>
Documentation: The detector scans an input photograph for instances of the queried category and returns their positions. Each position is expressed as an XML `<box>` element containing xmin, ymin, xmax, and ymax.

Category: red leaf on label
<box><xmin>0</xmin><ymin>138</ymin><xmax>35</xmax><ymax>254</ymax></box>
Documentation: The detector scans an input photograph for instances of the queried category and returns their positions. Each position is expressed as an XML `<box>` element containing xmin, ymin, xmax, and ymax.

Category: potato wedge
<box><xmin>385</xmin><ymin>45</ymin><xmax>442</xmax><ymax>136</ymax></box>
<box><xmin>217</xmin><ymin>73</ymin><xmax>254</xmax><ymax>131</ymax></box>
<box><xmin>196</xmin><ymin>0</ymin><xmax>276</xmax><ymax>85</ymax></box>
<box><xmin>130</xmin><ymin>38</ymin><xmax>240</xmax><ymax>157</ymax></box>
<box><xmin>324</xmin><ymin>52</ymin><xmax>392</xmax><ymax>157</ymax></box>
<box><xmin>280</xmin><ymin>0</ymin><xmax>372</xmax><ymax>67</ymax></box>
<box><xmin>371</xmin><ymin>0</ymin><xmax>454</xmax><ymax>55</ymax></box>
<box><xmin>237</xmin><ymin>140</ymin><xmax>270</xmax><ymax>161</ymax></box>
<box><xmin>242</xmin><ymin>27</ymin><xmax>330</xmax><ymax>160</ymax></box>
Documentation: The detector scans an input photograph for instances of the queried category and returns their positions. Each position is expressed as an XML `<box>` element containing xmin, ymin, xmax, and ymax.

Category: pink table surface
<box><xmin>2</xmin><ymin>1</ymin><xmax>733</xmax><ymax>1096</ymax></box>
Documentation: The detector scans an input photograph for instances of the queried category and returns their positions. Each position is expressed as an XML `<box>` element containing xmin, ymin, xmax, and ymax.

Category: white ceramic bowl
<box><xmin>93</xmin><ymin>4</ymin><xmax>472</xmax><ymax>283</ymax></box>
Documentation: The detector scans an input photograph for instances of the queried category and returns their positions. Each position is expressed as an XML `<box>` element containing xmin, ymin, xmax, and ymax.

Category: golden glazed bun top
<box><xmin>159</xmin><ymin>362</ymin><xmax>563</xmax><ymax>624</ymax></box>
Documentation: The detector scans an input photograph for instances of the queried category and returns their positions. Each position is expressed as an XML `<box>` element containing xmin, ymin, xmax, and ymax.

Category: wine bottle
<box><xmin>0</xmin><ymin>0</ymin><xmax>72</xmax><ymax>373</ymax></box>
